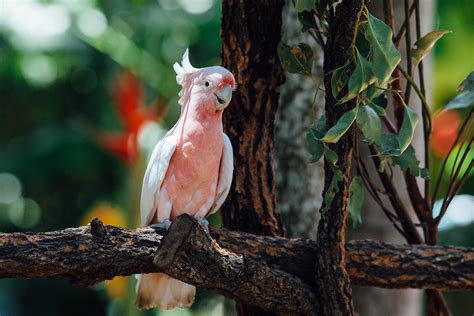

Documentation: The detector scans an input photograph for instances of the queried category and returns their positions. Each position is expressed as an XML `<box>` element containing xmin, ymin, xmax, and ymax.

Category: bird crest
<box><xmin>173</xmin><ymin>49</ymin><xmax>198</xmax><ymax>85</ymax></box>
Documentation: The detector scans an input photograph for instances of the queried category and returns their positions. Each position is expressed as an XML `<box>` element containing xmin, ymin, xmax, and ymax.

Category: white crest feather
<box><xmin>173</xmin><ymin>49</ymin><xmax>198</xmax><ymax>85</ymax></box>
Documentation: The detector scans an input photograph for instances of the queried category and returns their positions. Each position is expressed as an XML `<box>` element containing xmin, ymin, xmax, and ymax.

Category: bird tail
<box><xmin>135</xmin><ymin>273</ymin><xmax>195</xmax><ymax>310</ymax></box>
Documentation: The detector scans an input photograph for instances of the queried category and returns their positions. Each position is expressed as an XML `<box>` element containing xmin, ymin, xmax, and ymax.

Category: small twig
<box><xmin>397</xmin><ymin>65</ymin><xmax>432</xmax><ymax>122</ymax></box>
<box><xmin>432</xmin><ymin>111</ymin><xmax>473</xmax><ymax>205</ymax></box>
<box><xmin>394</xmin><ymin>2</ymin><xmax>416</xmax><ymax>46</ymax></box>
<box><xmin>403</xmin><ymin>0</ymin><xmax>413</xmax><ymax>102</ymax></box>
<box><xmin>369</xmin><ymin>145</ymin><xmax>423</xmax><ymax>244</ymax></box>
<box><xmin>436</xmin><ymin>139</ymin><xmax>473</xmax><ymax>223</ymax></box>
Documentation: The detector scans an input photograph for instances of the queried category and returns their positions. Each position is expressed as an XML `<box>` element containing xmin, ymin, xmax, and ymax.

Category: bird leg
<box><xmin>195</xmin><ymin>216</ymin><xmax>209</xmax><ymax>234</ymax></box>
<box><xmin>149</xmin><ymin>219</ymin><xmax>172</xmax><ymax>231</ymax></box>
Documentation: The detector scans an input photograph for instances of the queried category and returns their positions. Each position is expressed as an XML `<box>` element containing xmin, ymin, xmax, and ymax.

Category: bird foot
<box><xmin>149</xmin><ymin>219</ymin><xmax>172</xmax><ymax>231</ymax></box>
<box><xmin>196</xmin><ymin>216</ymin><xmax>209</xmax><ymax>234</ymax></box>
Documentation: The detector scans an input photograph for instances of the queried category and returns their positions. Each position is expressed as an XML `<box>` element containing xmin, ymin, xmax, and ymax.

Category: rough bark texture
<box><xmin>275</xmin><ymin>1</ymin><xmax>324</xmax><ymax>239</ymax></box>
<box><xmin>220</xmin><ymin>0</ymin><xmax>285</xmax><ymax>237</ymax></box>
<box><xmin>314</xmin><ymin>1</ymin><xmax>362</xmax><ymax>315</ymax></box>
<box><xmin>154</xmin><ymin>215</ymin><xmax>318</xmax><ymax>315</ymax></box>
<box><xmin>1</xmin><ymin>217</ymin><xmax>473</xmax><ymax>295</ymax></box>
<box><xmin>221</xmin><ymin>1</ymin><xmax>286</xmax><ymax>314</ymax></box>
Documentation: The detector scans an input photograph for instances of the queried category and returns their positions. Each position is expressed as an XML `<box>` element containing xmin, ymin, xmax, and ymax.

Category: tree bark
<box><xmin>221</xmin><ymin>1</ymin><xmax>286</xmax><ymax>314</ymax></box>
<box><xmin>221</xmin><ymin>0</ymin><xmax>285</xmax><ymax>237</ymax></box>
<box><xmin>2</xmin><ymin>218</ymin><xmax>473</xmax><ymax>296</ymax></box>
<box><xmin>314</xmin><ymin>1</ymin><xmax>362</xmax><ymax>315</ymax></box>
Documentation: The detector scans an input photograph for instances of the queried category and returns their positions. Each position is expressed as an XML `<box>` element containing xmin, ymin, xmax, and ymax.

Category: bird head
<box><xmin>173</xmin><ymin>49</ymin><xmax>235</xmax><ymax>111</ymax></box>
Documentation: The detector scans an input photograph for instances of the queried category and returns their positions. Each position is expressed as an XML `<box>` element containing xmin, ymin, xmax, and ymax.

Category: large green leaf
<box><xmin>321</xmin><ymin>106</ymin><xmax>358</xmax><ymax>143</ymax></box>
<box><xmin>357</xmin><ymin>104</ymin><xmax>381</xmax><ymax>145</ymax></box>
<box><xmin>346</xmin><ymin>51</ymin><xmax>376</xmax><ymax>101</ymax></box>
<box><xmin>364</xmin><ymin>11</ymin><xmax>401</xmax><ymax>83</ymax></box>
<box><xmin>380</xmin><ymin>105</ymin><xmax>418</xmax><ymax>157</ymax></box>
<box><xmin>398</xmin><ymin>104</ymin><xmax>419</xmax><ymax>154</ymax></box>
<box><xmin>306</xmin><ymin>115</ymin><xmax>327</xmax><ymax>163</ymax></box>
<box><xmin>445</xmin><ymin>71</ymin><xmax>474</xmax><ymax>111</ymax></box>
<box><xmin>278</xmin><ymin>43</ymin><xmax>314</xmax><ymax>76</ymax></box>
<box><xmin>295</xmin><ymin>0</ymin><xmax>316</xmax><ymax>13</ymax></box>
<box><xmin>380</xmin><ymin>132</ymin><xmax>401</xmax><ymax>156</ymax></box>
<box><xmin>412</xmin><ymin>30</ymin><xmax>451</xmax><ymax>66</ymax></box>
<box><xmin>348</xmin><ymin>176</ymin><xmax>364</xmax><ymax>227</ymax></box>
<box><xmin>321</xmin><ymin>169</ymin><xmax>343</xmax><ymax>214</ymax></box>
<box><xmin>323</xmin><ymin>144</ymin><xmax>339</xmax><ymax>165</ymax></box>
<box><xmin>392</xmin><ymin>145</ymin><xmax>429</xmax><ymax>178</ymax></box>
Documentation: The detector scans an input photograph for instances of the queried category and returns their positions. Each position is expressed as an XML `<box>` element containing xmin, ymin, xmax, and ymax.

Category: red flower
<box><xmin>430</xmin><ymin>110</ymin><xmax>461</xmax><ymax>158</ymax></box>
<box><xmin>98</xmin><ymin>71</ymin><xmax>165</xmax><ymax>164</ymax></box>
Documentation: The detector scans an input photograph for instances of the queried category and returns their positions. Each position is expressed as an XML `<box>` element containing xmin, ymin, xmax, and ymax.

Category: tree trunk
<box><xmin>314</xmin><ymin>1</ymin><xmax>362</xmax><ymax>315</ymax></box>
<box><xmin>221</xmin><ymin>1</ymin><xmax>286</xmax><ymax>314</ymax></box>
<box><xmin>275</xmin><ymin>1</ymin><xmax>325</xmax><ymax>239</ymax></box>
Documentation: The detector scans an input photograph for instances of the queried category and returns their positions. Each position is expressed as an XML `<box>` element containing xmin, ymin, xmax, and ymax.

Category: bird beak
<box><xmin>215</xmin><ymin>85</ymin><xmax>233</xmax><ymax>110</ymax></box>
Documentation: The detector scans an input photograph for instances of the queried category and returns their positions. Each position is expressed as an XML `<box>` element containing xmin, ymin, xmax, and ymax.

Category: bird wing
<box><xmin>140</xmin><ymin>133</ymin><xmax>177</xmax><ymax>227</ymax></box>
<box><xmin>209</xmin><ymin>133</ymin><xmax>234</xmax><ymax>215</ymax></box>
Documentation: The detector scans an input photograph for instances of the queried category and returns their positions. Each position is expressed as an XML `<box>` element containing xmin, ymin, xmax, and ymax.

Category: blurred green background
<box><xmin>0</xmin><ymin>0</ymin><xmax>472</xmax><ymax>315</ymax></box>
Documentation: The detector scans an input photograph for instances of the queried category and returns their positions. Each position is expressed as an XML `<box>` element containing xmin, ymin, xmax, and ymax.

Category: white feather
<box><xmin>140</xmin><ymin>133</ymin><xmax>177</xmax><ymax>227</ymax></box>
<box><xmin>173</xmin><ymin>48</ymin><xmax>198</xmax><ymax>85</ymax></box>
<box><xmin>209</xmin><ymin>133</ymin><xmax>234</xmax><ymax>215</ymax></box>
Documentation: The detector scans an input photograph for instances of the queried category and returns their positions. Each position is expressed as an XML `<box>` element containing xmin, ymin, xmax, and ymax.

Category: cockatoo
<box><xmin>135</xmin><ymin>49</ymin><xmax>235</xmax><ymax>310</ymax></box>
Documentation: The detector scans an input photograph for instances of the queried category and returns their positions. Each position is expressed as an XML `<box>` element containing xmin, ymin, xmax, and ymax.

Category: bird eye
<box><xmin>204</xmin><ymin>81</ymin><xmax>210</xmax><ymax>87</ymax></box>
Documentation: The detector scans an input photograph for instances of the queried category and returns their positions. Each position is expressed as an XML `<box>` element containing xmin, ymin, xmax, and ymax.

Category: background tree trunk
<box><xmin>221</xmin><ymin>1</ymin><xmax>286</xmax><ymax>314</ymax></box>
<box><xmin>275</xmin><ymin>1</ymin><xmax>325</xmax><ymax>239</ymax></box>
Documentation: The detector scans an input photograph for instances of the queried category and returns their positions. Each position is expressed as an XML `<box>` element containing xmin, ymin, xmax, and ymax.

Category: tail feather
<box><xmin>135</xmin><ymin>273</ymin><xmax>195</xmax><ymax>310</ymax></box>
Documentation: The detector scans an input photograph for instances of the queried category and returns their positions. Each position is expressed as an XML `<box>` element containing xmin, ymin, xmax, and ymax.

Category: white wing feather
<box><xmin>140</xmin><ymin>134</ymin><xmax>177</xmax><ymax>227</ymax></box>
<box><xmin>209</xmin><ymin>133</ymin><xmax>234</xmax><ymax>215</ymax></box>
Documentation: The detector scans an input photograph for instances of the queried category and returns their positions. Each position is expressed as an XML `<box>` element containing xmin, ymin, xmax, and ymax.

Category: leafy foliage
<box><xmin>363</xmin><ymin>11</ymin><xmax>401</xmax><ymax>83</ymax></box>
<box><xmin>277</xmin><ymin>43</ymin><xmax>314</xmax><ymax>76</ymax></box>
<box><xmin>307</xmin><ymin>115</ymin><xmax>327</xmax><ymax>162</ymax></box>
<box><xmin>321</xmin><ymin>107</ymin><xmax>358</xmax><ymax>143</ymax></box>
<box><xmin>357</xmin><ymin>104</ymin><xmax>381</xmax><ymax>145</ymax></box>
<box><xmin>445</xmin><ymin>71</ymin><xmax>474</xmax><ymax>111</ymax></box>
<box><xmin>411</xmin><ymin>30</ymin><xmax>451</xmax><ymax>67</ymax></box>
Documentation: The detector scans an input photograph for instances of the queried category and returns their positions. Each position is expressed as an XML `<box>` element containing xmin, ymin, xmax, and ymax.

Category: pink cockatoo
<box><xmin>135</xmin><ymin>49</ymin><xmax>235</xmax><ymax>310</ymax></box>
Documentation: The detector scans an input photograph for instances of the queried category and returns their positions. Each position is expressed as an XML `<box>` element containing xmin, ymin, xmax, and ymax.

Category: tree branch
<box><xmin>2</xmin><ymin>216</ymin><xmax>472</xmax><ymax>310</ymax></box>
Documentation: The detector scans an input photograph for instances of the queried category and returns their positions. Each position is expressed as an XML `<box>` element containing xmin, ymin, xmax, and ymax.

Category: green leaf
<box><xmin>323</xmin><ymin>144</ymin><xmax>338</xmax><ymax>165</ymax></box>
<box><xmin>380</xmin><ymin>105</ymin><xmax>418</xmax><ymax>156</ymax></box>
<box><xmin>445</xmin><ymin>71</ymin><xmax>474</xmax><ymax>111</ymax></box>
<box><xmin>364</xmin><ymin>11</ymin><xmax>401</xmax><ymax>83</ymax></box>
<box><xmin>295</xmin><ymin>0</ymin><xmax>315</xmax><ymax>13</ymax></box>
<box><xmin>365</xmin><ymin>80</ymin><xmax>387</xmax><ymax>100</ymax></box>
<box><xmin>321</xmin><ymin>106</ymin><xmax>358</xmax><ymax>143</ymax></box>
<box><xmin>366</xmin><ymin>93</ymin><xmax>388</xmax><ymax>116</ymax></box>
<box><xmin>357</xmin><ymin>104</ymin><xmax>381</xmax><ymax>145</ymax></box>
<box><xmin>411</xmin><ymin>30</ymin><xmax>451</xmax><ymax>66</ymax></box>
<box><xmin>355</xmin><ymin>22</ymin><xmax>371</xmax><ymax>58</ymax></box>
<box><xmin>348</xmin><ymin>176</ymin><xmax>364</xmax><ymax>227</ymax></box>
<box><xmin>420</xmin><ymin>168</ymin><xmax>430</xmax><ymax>179</ymax></box>
<box><xmin>398</xmin><ymin>104</ymin><xmax>418</xmax><ymax>154</ymax></box>
<box><xmin>331</xmin><ymin>60</ymin><xmax>351</xmax><ymax>98</ymax></box>
<box><xmin>346</xmin><ymin>51</ymin><xmax>376</xmax><ymax>101</ymax></box>
<box><xmin>306</xmin><ymin>115</ymin><xmax>327</xmax><ymax>163</ymax></box>
<box><xmin>392</xmin><ymin>145</ymin><xmax>421</xmax><ymax>177</ymax></box>
<box><xmin>321</xmin><ymin>169</ymin><xmax>343</xmax><ymax>214</ymax></box>
<box><xmin>277</xmin><ymin>43</ymin><xmax>314</xmax><ymax>76</ymax></box>
<box><xmin>457</xmin><ymin>71</ymin><xmax>474</xmax><ymax>92</ymax></box>
<box><xmin>380</xmin><ymin>132</ymin><xmax>400</xmax><ymax>156</ymax></box>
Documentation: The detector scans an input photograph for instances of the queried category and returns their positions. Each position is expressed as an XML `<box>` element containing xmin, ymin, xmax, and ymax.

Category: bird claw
<box><xmin>196</xmin><ymin>216</ymin><xmax>209</xmax><ymax>233</ymax></box>
<box><xmin>149</xmin><ymin>219</ymin><xmax>172</xmax><ymax>231</ymax></box>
